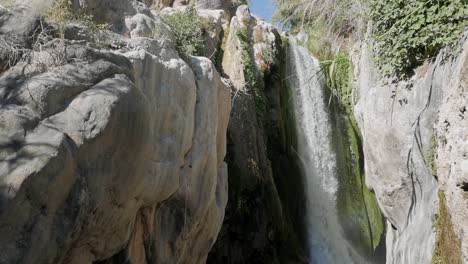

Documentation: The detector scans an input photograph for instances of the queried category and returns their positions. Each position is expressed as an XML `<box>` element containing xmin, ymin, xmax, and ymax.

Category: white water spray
<box><xmin>286</xmin><ymin>39</ymin><xmax>362</xmax><ymax>264</ymax></box>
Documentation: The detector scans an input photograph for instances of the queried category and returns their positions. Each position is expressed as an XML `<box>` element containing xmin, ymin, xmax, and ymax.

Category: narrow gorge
<box><xmin>0</xmin><ymin>0</ymin><xmax>466</xmax><ymax>264</ymax></box>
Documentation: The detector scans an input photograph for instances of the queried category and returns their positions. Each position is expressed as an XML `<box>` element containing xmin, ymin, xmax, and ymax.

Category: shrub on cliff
<box><xmin>162</xmin><ymin>6</ymin><xmax>204</xmax><ymax>58</ymax></box>
<box><xmin>274</xmin><ymin>0</ymin><xmax>367</xmax><ymax>59</ymax></box>
<box><xmin>275</xmin><ymin>0</ymin><xmax>468</xmax><ymax>77</ymax></box>
<box><xmin>370</xmin><ymin>0</ymin><xmax>468</xmax><ymax>76</ymax></box>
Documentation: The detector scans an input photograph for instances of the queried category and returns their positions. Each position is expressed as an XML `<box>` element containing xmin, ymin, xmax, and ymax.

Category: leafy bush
<box><xmin>277</xmin><ymin>0</ymin><xmax>468</xmax><ymax>77</ymax></box>
<box><xmin>162</xmin><ymin>7</ymin><xmax>204</xmax><ymax>58</ymax></box>
<box><xmin>370</xmin><ymin>0</ymin><xmax>468</xmax><ymax>76</ymax></box>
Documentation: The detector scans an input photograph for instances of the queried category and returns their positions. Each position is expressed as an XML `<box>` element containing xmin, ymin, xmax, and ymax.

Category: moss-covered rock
<box><xmin>432</xmin><ymin>192</ymin><xmax>462</xmax><ymax>264</ymax></box>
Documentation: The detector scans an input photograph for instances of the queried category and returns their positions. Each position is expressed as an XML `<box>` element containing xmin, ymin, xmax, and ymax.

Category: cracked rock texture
<box><xmin>435</xmin><ymin>38</ymin><xmax>468</xmax><ymax>263</ymax></box>
<box><xmin>208</xmin><ymin>5</ymin><xmax>307</xmax><ymax>264</ymax></box>
<box><xmin>0</xmin><ymin>1</ymin><xmax>230</xmax><ymax>263</ymax></box>
<box><xmin>354</xmin><ymin>36</ymin><xmax>468</xmax><ymax>263</ymax></box>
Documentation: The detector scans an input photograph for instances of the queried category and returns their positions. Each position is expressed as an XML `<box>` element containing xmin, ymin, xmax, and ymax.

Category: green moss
<box><xmin>334</xmin><ymin>112</ymin><xmax>384</xmax><ymax>258</ymax></box>
<box><xmin>432</xmin><ymin>192</ymin><xmax>462</xmax><ymax>264</ymax></box>
<box><xmin>308</xmin><ymin>36</ymin><xmax>385</xmax><ymax>258</ymax></box>
<box><xmin>268</xmin><ymin>43</ymin><xmax>309</xmax><ymax>262</ymax></box>
<box><xmin>318</xmin><ymin>51</ymin><xmax>385</xmax><ymax>257</ymax></box>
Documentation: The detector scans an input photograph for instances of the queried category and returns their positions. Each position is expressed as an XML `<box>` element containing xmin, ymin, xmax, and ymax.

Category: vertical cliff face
<box><xmin>353</xmin><ymin>36</ymin><xmax>468</xmax><ymax>263</ymax></box>
<box><xmin>207</xmin><ymin>6</ymin><xmax>308</xmax><ymax>263</ymax></box>
<box><xmin>0</xmin><ymin>1</ymin><xmax>230</xmax><ymax>263</ymax></box>
<box><xmin>4</xmin><ymin>0</ymin><xmax>466</xmax><ymax>263</ymax></box>
<box><xmin>434</xmin><ymin>38</ymin><xmax>468</xmax><ymax>263</ymax></box>
<box><xmin>0</xmin><ymin>0</ymin><xmax>309</xmax><ymax>263</ymax></box>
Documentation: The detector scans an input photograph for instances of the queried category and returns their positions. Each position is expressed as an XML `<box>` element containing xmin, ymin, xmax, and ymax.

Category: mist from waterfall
<box><xmin>285</xmin><ymin>39</ymin><xmax>366</xmax><ymax>264</ymax></box>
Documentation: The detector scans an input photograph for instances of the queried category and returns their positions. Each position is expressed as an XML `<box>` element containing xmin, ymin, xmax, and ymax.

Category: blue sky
<box><xmin>249</xmin><ymin>0</ymin><xmax>277</xmax><ymax>22</ymax></box>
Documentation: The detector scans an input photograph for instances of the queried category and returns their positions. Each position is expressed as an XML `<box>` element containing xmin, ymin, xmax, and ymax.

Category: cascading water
<box><xmin>285</xmin><ymin>39</ymin><xmax>369</xmax><ymax>263</ymax></box>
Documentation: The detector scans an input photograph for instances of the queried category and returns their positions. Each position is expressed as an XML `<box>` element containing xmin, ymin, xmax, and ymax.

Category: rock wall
<box><xmin>0</xmin><ymin>1</ymin><xmax>309</xmax><ymax>263</ymax></box>
<box><xmin>434</xmin><ymin>38</ymin><xmax>468</xmax><ymax>263</ymax></box>
<box><xmin>354</xmin><ymin>35</ymin><xmax>468</xmax><ymax>263</ymax></box>
<box><xmin>207</xmin><ymin>6</ymin><xmax>308</xmax><ymax>264</ymax></box>
<box><xmin>0</xmin><ymin>1</ymin><xmax>230</xmax><ymax>263</ymax></box>
<box><xmin>145</xmin><ymin>0</ymin><xmax>243</xmax><ymax>16</ymax></box>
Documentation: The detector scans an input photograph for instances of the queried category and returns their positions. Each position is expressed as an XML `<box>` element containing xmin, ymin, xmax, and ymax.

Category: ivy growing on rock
<box><xmin>370</xmin><ymin>0</ymin><xmax>468</xmax><ymax>76</ymax></box>
<box><xmin>275</xmin><ymin>0</ymin><xmax>468</xmax><ymax>77</ymax></box>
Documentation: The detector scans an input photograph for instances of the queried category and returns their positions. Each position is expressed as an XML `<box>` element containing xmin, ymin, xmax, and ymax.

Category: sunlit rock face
<box><xmin>3</xmin><ymin>0</ymin><xmax>466</xmax><ymax>263</ymax></box>
<box><xmin>0</xmin><ymin>1</ymin><xmax>230</xmax><ymax>263</ymax></box>
<box><xmin>353</xmin><ymin>36</ymin><xmax>468</xmax><ymax>263</ymax></box>
<box><xmin>434</xmin><ymin>38</ymin><xmax>468</xmax><ymax>263</ymax></box>
<box><xmin>208</xmin><ymin>5</ymin><xmax>309</xmax><ymax>264</ymax></box>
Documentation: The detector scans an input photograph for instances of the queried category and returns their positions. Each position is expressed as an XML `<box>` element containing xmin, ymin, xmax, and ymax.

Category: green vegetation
<box><xmin>236</xmin><ymin>29</ymin><xmax>268</xmax><ymax>118</ymax></box>
<box><xmin>162</xmin><ymin>6</ymin><xmax>204</xmax><ymax>58</ymax></box>
<box><xmin>262</xmin><ymin>44</ymin><xmax>278</xmax><ymax>67</ymax></box>
<box><xmin>425</xmin><ymin>135</ymin><xmax>438</xmax><ymax>177</ymax></box>
<box><xmin>304</xmin><ymin>25</ymin><xmax>335</xmax><ymax>61</ymax></box>
<box><xmin>276</xmin><ymin>2</ymin><xmax>386</xmax><ymax>257</ymax></box>
<box><xmin>334</xmin><ymin>112</ymin><xmax>384</xmax><ymax>257</ymax></box>
<box><xmin>45</xmin><ymin>0</ymin><xmax>77</xmax><ymax>24</ymax></box>
<box><xmin>273</xmin><ymin>0</ymin><xmax>467</xmax><ymax>261</ymax></box>
<box><xmin>370</xmin><ymin>0</ymin><xmax>468</xmax><ymax>76</ymax></box>
<box><xmin>275</xmin><ymin>0</ymin><xmax>468</xmax><ymax>77</ymax></box>
<box><xmin>320</xmin><ymin>54</ymin><xmax>353</xmax><ymax>114</ymax></box>
<box><xmin>275</xmin><ymin>0</ymin><xmax>367</xmax><ymax>61</ymax></box>
<box><xmin>432</xmin><ymin>192</ymin><xmax>462</xmax><ymax>264</ymax></box>
<box><xmin>274</xmin><ymin>0</ymin><xmax>367</xmax><ymax>38</ymax></box>
<box><xmin>44</xmin><ymin>0</ymin><xmax>109</xmax><ymax>38</ymax></box>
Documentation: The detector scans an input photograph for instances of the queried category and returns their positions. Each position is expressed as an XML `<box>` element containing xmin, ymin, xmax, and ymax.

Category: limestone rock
<box><xmin>354</xmin><ymin>45</ymin><xmax>439</xmax><ymax>264</ymax></box>
<box><xmin>235</xmin><ymin>5</ymin><xmax>251</xmax><ymax>26</ymax></box>
<box><xmin>0</xmin><ymin>1</ymin><xmax>231</xmax><ymax>263</ymax></box>
<box><xmin>221</xmin><ymin>14</ymin><xmax>246</xmax><ymax>91</ymax></box>
<box><xmin>195</xmin><ymin>0</ymin><xmax>229</xmax><ymax>10</ymax></box>
<box><xmin>435</xmin><ymin>37</ymin><xmax>468</xmax><ymax>263</ymax></box>
<box><xmin>353</xmin><ymin>35</ymin><xmax>467</xmax><ymax>263</ymax></box>
<box><xmin>252</xmin><ymin>20</ymin><xmax>279</xmax><ymax>73</ymax></box>
<box><xmin>173</xmin><ymin>0</ymin><xmax>189</xmax><ymax>7</ymax></box>
<box><xmin>149</xmin><ymin>0</ymin><xmax>239</xmax><ymax>16</ymax></box>
<box><xmin>197</xmin><ymin>9</ymin><xmax>229</xmax><ymax>59</ymax></box>
<box><xmin>209</xmin><ymin>7</ymin><xmax>307</xmax><ymax>264</ymax></box>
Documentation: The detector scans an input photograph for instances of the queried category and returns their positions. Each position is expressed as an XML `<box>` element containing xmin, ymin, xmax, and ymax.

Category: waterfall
<box><xmin>285</xmin><ymin>40</ymin><xmax>368</xmax><ymax>264</ymax></box>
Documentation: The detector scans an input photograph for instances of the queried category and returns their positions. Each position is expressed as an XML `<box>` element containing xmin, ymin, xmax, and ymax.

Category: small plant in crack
<box><xmin>425</xmin><ymin>134</ymin><xmax>438</xmax><ymax>178</ymax></box>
